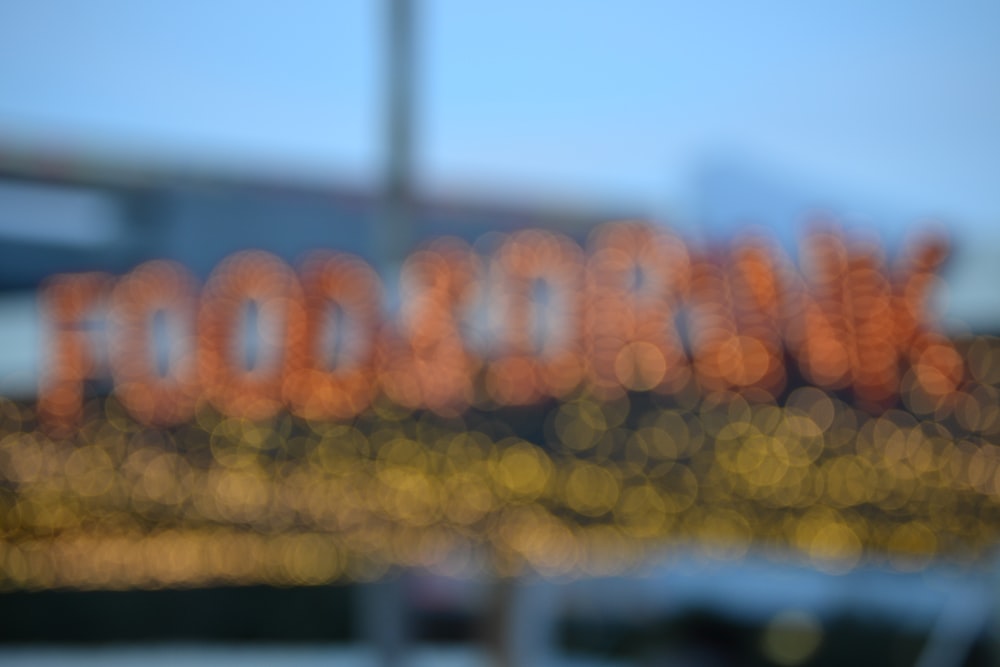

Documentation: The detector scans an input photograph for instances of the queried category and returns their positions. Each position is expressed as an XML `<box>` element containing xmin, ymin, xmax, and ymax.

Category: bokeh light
<box><xmin>14</xmin><ymin>222</ymin><xmax>999</xmax><ymax>591</ymax></box>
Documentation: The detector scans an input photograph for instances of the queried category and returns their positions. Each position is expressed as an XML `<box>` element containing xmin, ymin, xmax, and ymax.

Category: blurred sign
<box><xmin>1</xmin><ymin>221</ymin><xmax>997</xmax><ymax>590</ymax></box>
<box><xmin>38</xmin><ymin>222</ymin><xmax>958</xmax><ymax>429</ymax></box>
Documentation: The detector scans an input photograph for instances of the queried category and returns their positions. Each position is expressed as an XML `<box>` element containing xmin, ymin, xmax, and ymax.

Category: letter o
<box><xmin>198</xmin><ymin>251</ymin><xmax>303</xmax><ymax>420</ymax></box>
<box><xmin>110</xmin><ymin>260</ymin><xmax>200</xmax><ymax>426</ymax></box>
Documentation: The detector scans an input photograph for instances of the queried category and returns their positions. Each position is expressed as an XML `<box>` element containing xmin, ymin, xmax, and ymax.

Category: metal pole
<box><xmin>359</xmin><ymin>4</ymin><xmax>416</xmax><ymax>666</ymax></box>
<box><xmin>382</xmin><ymin>0</ymin><xmax>415</xmax><ymax>270</ymax></box>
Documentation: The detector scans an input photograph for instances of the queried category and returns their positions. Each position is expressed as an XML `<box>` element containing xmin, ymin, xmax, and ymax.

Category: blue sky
<box><xmin>1</xmin><ymin>0</ymin><xmax>999</xmax><ymax>242</ymax></box>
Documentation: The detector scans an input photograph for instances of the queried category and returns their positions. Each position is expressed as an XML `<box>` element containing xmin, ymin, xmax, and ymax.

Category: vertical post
<box><xmin>382</xmin><ymin>0</ymin><xmax>415</xmax><ymax>270</ymax></box>
<box><xmin>360</xmin><ymin>573</ymin><xmax>408</xmax><ymax>667</ymax></box>
<box><xmin>359</xmin><ymin>4</ymin><xmax>416</xmax><ymax>666</ymax></box>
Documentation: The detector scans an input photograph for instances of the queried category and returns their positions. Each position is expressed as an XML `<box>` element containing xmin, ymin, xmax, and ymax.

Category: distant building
<box><xmin>0</xmin><ymin>145</ymin><xmax>633</xmax><ymax>290</ymax></box>
<box><xmin>0</xmin><ymin>144</ymin><xmax>638</xmax><ymax>398</ymax></box>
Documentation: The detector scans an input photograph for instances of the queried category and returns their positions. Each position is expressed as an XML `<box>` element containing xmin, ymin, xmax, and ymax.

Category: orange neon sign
<box><xmin>38</xmin><ymin>222</ymin><xmax>961</xmax><ymax>430</ymax></box>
